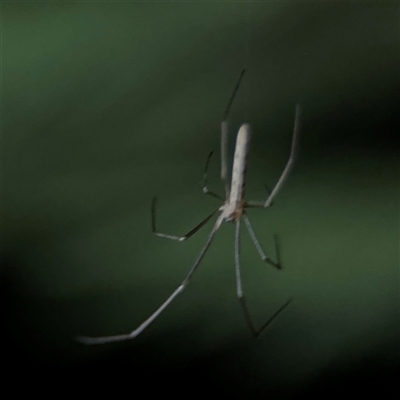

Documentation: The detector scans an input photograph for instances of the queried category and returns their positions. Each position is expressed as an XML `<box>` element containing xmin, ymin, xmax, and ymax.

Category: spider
<box><xmin>77</xmin><ymin>70</ymin><xmax>301</xmax><ymax>344</ymax></box>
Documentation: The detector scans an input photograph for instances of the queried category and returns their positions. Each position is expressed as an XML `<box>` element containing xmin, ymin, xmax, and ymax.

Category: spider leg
<box><xmin>244</xmin><ymin>105</ymin><xmax>301</xmax><ymax>208</ymax></box>
<box><xmin>77</xmin><ymin>215</ymin><xmax>224</xmax><ymax>344</ymax></box>
<box><xmin>263</xmin><ymin>105</ymin><xmax>301</xmax><ymax>208</ymax></box>
<box><xmin>151</xmin><ymin>197</ymin><xmax>218</xmax><ymax>241</ymax></box>
<box><xmin>242</xmin><ymin>213</ymin><xmax>281</xmax><ymax>270</ymax></box>
<box><xmin>202</xmin><ymin>151</ymin><xmax>224</xmax><ymax>200</ymax></box>
<box><xmin>234</xmin><ymin>219</ymin><xmax>291</xmax><ymax>337</ymax></box>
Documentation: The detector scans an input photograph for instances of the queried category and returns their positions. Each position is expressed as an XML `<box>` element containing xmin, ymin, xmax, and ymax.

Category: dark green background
<box><xmin>2</xmin><ymin>1</ymin><xmax>398</xmax><ymax>396</ymax></box>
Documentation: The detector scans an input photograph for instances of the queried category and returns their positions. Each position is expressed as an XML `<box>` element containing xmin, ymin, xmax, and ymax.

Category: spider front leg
<box><xmin>245</xmin><ymin>105</ymin><xmax>301</xmax><ymax>209</ymax></box>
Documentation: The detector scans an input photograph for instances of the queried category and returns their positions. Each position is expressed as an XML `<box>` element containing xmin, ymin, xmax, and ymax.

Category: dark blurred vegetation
<box><xmin>2</xmin><ymin>1</ymin><xmax>398</xmax><ymax>396</ymax></box>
